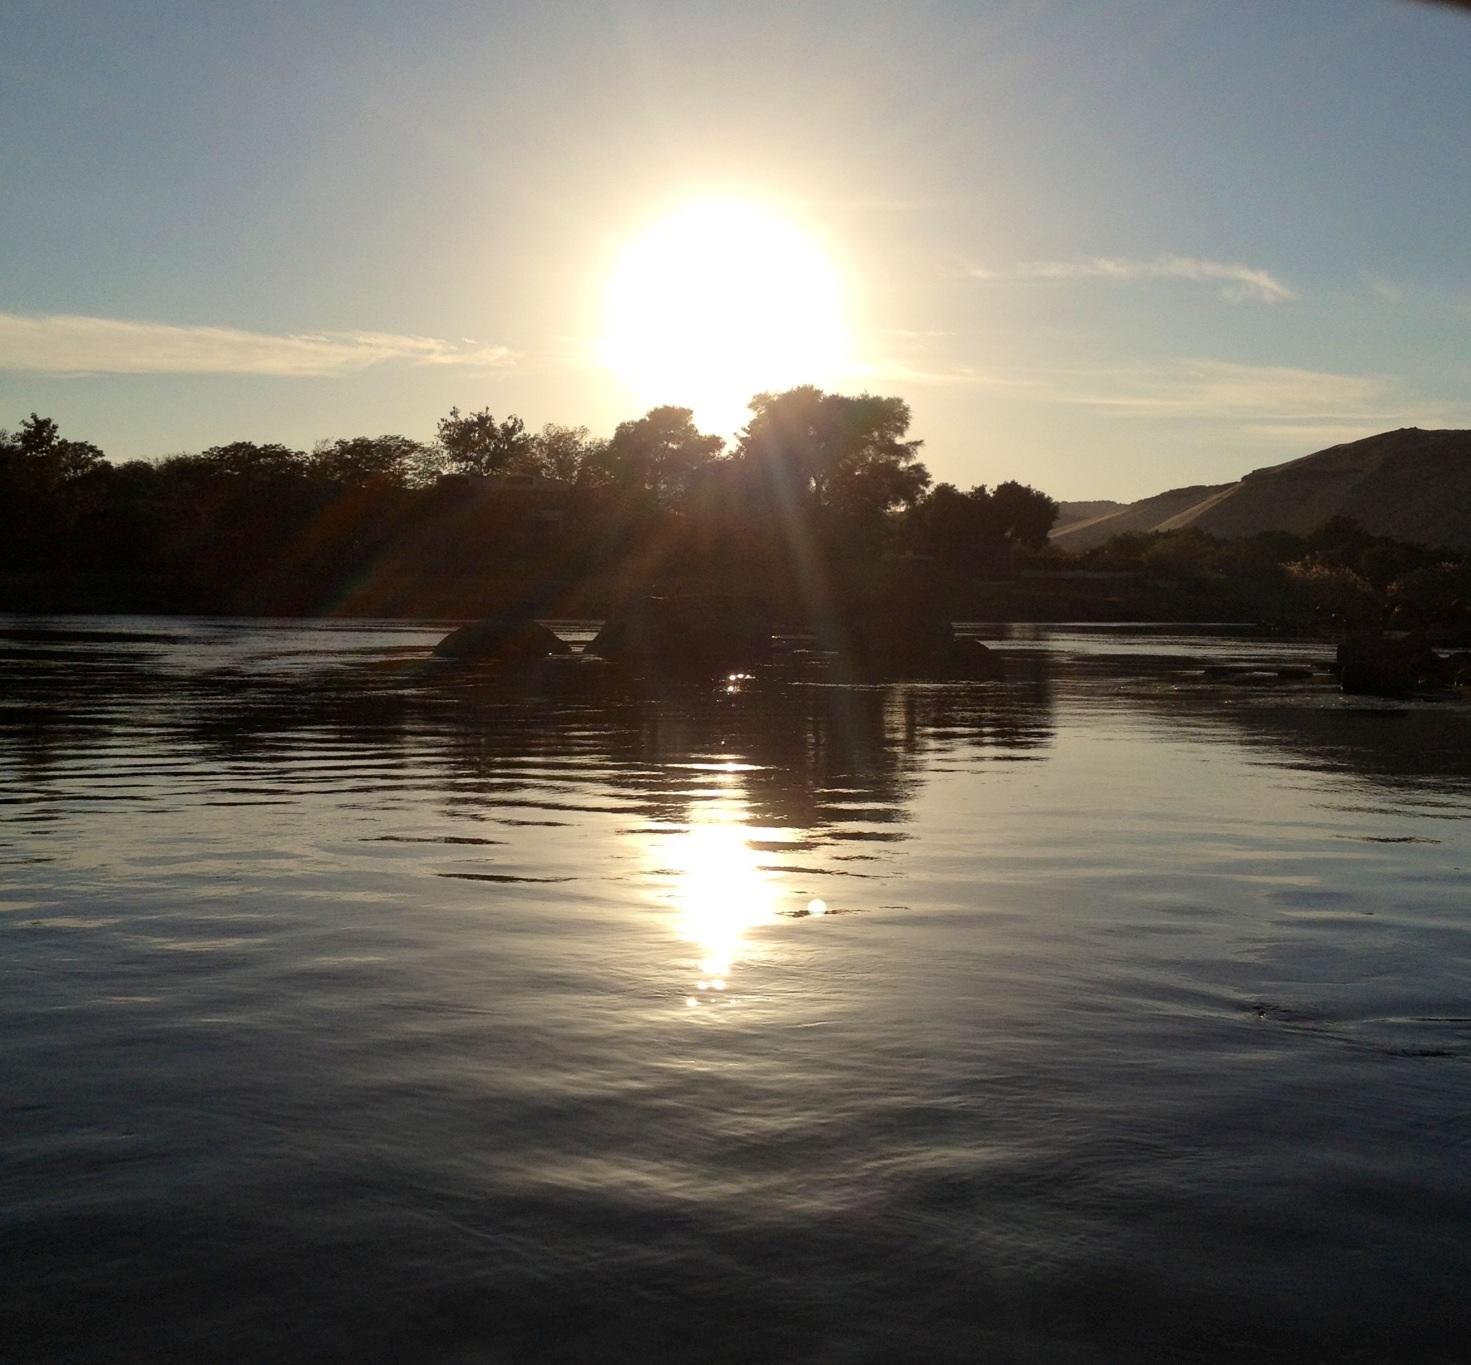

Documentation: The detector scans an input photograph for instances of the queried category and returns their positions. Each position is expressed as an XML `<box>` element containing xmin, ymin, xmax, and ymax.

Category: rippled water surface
<box><xmin>4</xmin><ymin>617</ymin><xmax>1471</xmax><ymax>1363</ymax></box>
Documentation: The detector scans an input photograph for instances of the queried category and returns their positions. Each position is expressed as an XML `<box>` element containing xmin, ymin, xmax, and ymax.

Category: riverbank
<box><xmin>0</xmin><ymin>567</ymin><xmax>1295</xmax><ymax>626</ymax></box>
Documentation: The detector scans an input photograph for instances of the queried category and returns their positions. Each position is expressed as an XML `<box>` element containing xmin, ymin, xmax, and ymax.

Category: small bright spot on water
<box><xmin>808</xmin><ymin>898</ymin><xmax>827</xmax><ymax>916</ymax></box>
<box><xmin>686</xmin><ymin>997</ymin><xmax>699</xmax><ymax>1008</ymax></box>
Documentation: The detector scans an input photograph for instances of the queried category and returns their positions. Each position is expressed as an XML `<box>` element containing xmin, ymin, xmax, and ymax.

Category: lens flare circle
<box><xmin>601</xmin><ymin>197</ymin><xmax>849</xmax><ymax>431</ymax></box>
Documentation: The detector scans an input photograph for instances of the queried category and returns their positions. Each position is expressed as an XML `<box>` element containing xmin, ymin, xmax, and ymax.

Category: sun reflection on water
<box><xmin>651</xmin><ymin>799</ymin><xmax>791</xmax><ymax>1009</ymax></box>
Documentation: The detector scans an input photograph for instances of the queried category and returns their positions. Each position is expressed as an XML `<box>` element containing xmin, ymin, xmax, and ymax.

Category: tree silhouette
<box><xmin>311</xmin><ymin>435</ymin><xmax>431</xmax><ymax>488</ymax></box>
<box><xmin>533</xmin><ymin>423</ymin><xmax>605</xmax><ymax>484</ymax></box>
<box><xmin>908</xmin><ymin>483</ymin><xmax>1000</xmax><ymax>570</ymax></box>
<box><xmin>906</xmin><ymin>480</ymin><xmax>1058</xmax><ymax>570</ymax></box>
<box><xmin>436</xmin><ymin>407</ymin><xmax>535</xmax><ymax>476</ymax></box>
<box><xmin>589</xmin><ymin>406</ymin><xmax>723</xmax><ymax>504</ymax></box>
<box><xmin>989</xmin><ymin>480</ymin><xmax>1059</xmax><ymax>549</ymax></box>
<box><xmin>182</xmin><ymin>442</ymin><xmax>307</xmax><ymax>481</ymax></box>
<box><xmin>1</xmin><ymin>412</ymin><xmax>106</xmax><ymax>488</ymax></box>
<box><xmin>736</xmin><ymin>386</ymin><xmax>929</xmax><ymax>522</ymax></box>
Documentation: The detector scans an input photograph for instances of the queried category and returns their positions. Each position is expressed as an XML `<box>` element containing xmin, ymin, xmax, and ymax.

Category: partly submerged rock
<box><xmin>942</xmin><ymin>635</ymin><xmax>1005</xmax><ymax>680</ymax></box>
<box><xmin>433</xmin><ymin>617</ymin><xmax>571</xmax><ymax>663</ymax></box>
<box><xmin>818</xmin><ymin>597</ymin><xmax>1002</xmax><ymax>680</ymax></box>
<box><xmin>821</xmin><ymin>600</ymin><xmax>952</xmax><ymax>674</ymax></box>
<box><xmin>588</xmin><ymin>595</ymin><xmax>772</xmax><ymax>671</ymax></box>
<box><xmin>1443</xmin><ymin>651</ymin><xmax>1471</xmax><ymax>686</ymax></box>
<box><xmin>1336</xmin><ymin>631</ymin><xmax>1441</xmax><ymax>696</ymax></box>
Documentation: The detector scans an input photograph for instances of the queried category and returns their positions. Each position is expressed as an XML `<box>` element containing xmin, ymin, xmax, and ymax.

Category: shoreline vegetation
<box><xmin>4</xmin><ymin>396</ymin><xmax>1469</xmax><ymax>637</ymax></box>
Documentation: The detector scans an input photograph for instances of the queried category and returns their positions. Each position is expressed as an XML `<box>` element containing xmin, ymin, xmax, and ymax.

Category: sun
<box><xmin>600</xmin><ymin>196</ymin><xmax>850</xmax><ymax>434</ymax></box>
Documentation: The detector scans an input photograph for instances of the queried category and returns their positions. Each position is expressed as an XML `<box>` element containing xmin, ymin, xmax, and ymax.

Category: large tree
<box><xmin>735</xmin><ymin>386</ymin><xmax>929</xmax><ymax>521</ymax></box>
<box><xmin>0</xmin><ymin>413</ymin><xmax>106</xmax><ymax>488</ymax></box>
<box><xmin>436</xmin><ymin>407</ymin><xmax>535</xmax><ymax>477</ymax></box>
<box><xmin>532</xmin><ymin>423</ymin><xmax>606</xmax><ymax>485</ymax></box>
<box><xmin>908</xmin><ymin>482</ymin><xmax>1000</xmax><ymax>570</ymax></box>
<box><xmin>989</xmin><ymin>480</ymin><xmax>1059</xmax><ymax>549</ymax></box>
<box><xmin>589</xmin><ymin>406</ymin><xmax>723</xmax><ymax>504</ymax></box>
<box><xmin>172</xmin><ymin>441</ymin><xmax>308</xmax><ymax>482</ymax></box>
<box><xmin>908</xmin><ymin>479</ymin><xmax>1059</xmax><ymax>570</ymax></box>
<box><xmin>311</xmin><ymin>435</ymin><xmax>431</xmax><ymax>488</ymax></box>
<box><xmin>0</xmin><ymin>415</ymin><xmax>109</xmax><ymax>573</ymax></box>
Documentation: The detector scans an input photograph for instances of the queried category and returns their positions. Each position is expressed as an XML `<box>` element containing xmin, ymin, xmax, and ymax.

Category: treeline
<box><xmin>0</xmin><ymin>389</ymin><xmax>1059</xmax><ymax>617</ymax></box>
<box><xmin>1061</xmin><ymin>519</ymin><xmax>1471</xmax><ymax>631</ymax></box>
<box><xmin>17</xmin><ymin>391</ymin><xmax>1455</xmax><ymax>630</ymax></box>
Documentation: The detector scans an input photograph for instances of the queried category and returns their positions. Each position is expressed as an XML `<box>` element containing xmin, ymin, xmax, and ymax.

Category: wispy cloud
<box><xmin>852</xmin><ymin>358</ymin><xmax>1030</xmax><ymax>389</ymax></box>
<box><xmin>849</xmin><ymin>326</ymin><xmax>1033</xmax><ymax>389</ymax></box>
<box><xmin>0</xmin><ymin>312</ymin><xmax>516</xmax><ymax>376</ymax></box>
<box><xmin>849</xmin><ymin>351</ymin><xmax>1389</xmax><ymax>421</ymax></box>
<box><xmin>1362</xmin><ymin>274</ymin><xmax>1405</xmax><ymax>303</ymax></box>
<box><xmin>969</xmin><ymin>254</ymin><xmax>1296</xmax><ymax>303</ymax></box>
<box><xmin>1239</xmin><ymin>422</ymin><xmax>1397</xmax><ymax>448</ymax></box>
<box><xmin>1057</xmin><ymin>359</ymin><xmax>1388</xmax><ymax>419</ymax></box>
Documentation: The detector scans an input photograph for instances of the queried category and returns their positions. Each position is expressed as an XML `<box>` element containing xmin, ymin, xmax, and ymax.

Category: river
<box><xmin>3</xmin><ymin>617</ymin><xmax>1470</xmax><ymax>1363</ymax></box>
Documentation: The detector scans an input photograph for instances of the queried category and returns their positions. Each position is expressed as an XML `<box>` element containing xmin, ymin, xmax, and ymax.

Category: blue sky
<box><xmin>2</xmin><ymin>0</ymin><xmax>1468</xmax><ymax>498</ymax></box>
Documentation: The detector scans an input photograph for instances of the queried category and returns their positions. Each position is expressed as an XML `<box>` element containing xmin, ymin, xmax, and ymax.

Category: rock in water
<box><xmin>1443</xmin><ymin>651</ymin><xmax>1471</xmax><ymax>686</ymax></box>
<box><xmin>1336</xmin><ymin>631</ymin><xmax>1439</xmax><ymax>696</ymax></box>
<box><xmin>433</xmin><ymin>617</ymin><xmax>571</xmax><ymax>662</ymax></box>
<box><xmin>818</xmin><ymin>595</ymin><xmax>952</xmax><ymax>674</ymax></box>
<box><xmin>945</xmin><ymin>636</ymin><xmax>1005</xmax><ymax>680</ymax></box>
<box><xmin>588</xmin><ymin>595</ymin><xmax>772</xmax><ymax>671</ymax></box>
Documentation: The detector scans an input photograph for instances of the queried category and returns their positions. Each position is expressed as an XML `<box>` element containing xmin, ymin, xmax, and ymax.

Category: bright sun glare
<box><xmin>601</xmin><ymin>196</ymin><xmax>850</xmax><ymax>434</ymax></box>
<box><xmin>671</xmin><ymin>818</ymin><xmax>779</xmax><ymax>1004</ymax></box>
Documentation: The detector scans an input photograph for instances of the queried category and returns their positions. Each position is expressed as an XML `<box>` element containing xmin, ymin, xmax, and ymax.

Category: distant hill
<box><xmin>1050</xmin><ymin>485</ymin><xmax>1232</xmax><ymax>547</ymax></box>
<box><xmin>1051</xmin><ymin>428</ymin><xmax>1471</xmax><ymax>552</ymax></box>
<box><xmin>1054</xmin><ymin>499</ymin><xmax>1125</xmax><ymax>528</ymax></box>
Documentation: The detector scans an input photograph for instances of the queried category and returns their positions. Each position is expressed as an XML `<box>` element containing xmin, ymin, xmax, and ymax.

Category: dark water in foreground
<box><xmin>3</xmin><ymin>618</ymin><xmax>1471</xmax><ymax>1364</ymax></box>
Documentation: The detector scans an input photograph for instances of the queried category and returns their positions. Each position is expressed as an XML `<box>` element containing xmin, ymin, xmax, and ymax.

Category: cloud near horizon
<box><xmin>1061</xmin><ymin>358</ymin><xmax>1389</xmax><ymax>420</ymax></box>
<box><xmin>0</xmin><ymin>312</ymin><xmax>516</xmax><ymax>377</ymax></box>
<box><xmin>851</xmin><ymin>352</ymin><xmax>1396</xmax><ymax>425</ymax></box>
<box><xmin>1239</xmin><ymin>421</ymin><xmax>1397</xmax><ymax>447</ymax></box>
<box><xmin>854</xmin><ymin>358</ymin><xmax>1029</xmax><ymax>388</ymax></box>
<box><xmin>969</xmin><ymin>254</ymin><xmax>1296</xmax><ymax>303</ymax></box>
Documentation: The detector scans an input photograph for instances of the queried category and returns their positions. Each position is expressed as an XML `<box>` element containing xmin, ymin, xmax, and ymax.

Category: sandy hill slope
<box><xmin>1051</xmin><ymin>428</ymin><xmax>1471</xmax><ymax>552</ymax></box>
<box><xmin>1054</xmin><ymin>499</ymin><xmax>1125</xmax><ymax>528</ymax></box>
<box><xmin>1050</xmin><ymin>483</ymin><xmax>1233</xmax><ymax>549</ymax></box>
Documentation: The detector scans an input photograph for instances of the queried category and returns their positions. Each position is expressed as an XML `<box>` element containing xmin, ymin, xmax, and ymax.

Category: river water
<box><xmin>3</xmin><ymin>617</ymin><xmax>1470</xmax><ymax>1363</ymax></box>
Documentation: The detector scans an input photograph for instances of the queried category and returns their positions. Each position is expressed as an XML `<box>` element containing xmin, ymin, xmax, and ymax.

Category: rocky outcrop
<box><xmin>819</xmin><ymin>598</ymin><xmax>1003</xmax><ymax>680</ymax></box>
<box><xmin>1336</xmin><ymin>631</ymin><xmax>1443</xmax><ymax>696</ymax></box>
<box><xmin>944</xmin><ymin>635</ymin><xmax>1005</xmax><ymax>680</ymax></box>
<box><xmin>588</xmin><ymin>595</ymin><xmax>772</xmax><ymax>671</ymax></box>
<box><xmin>433</xmin><ymin>617</ymin><xmax>571</xmax><ymax>663</ymax></box>
<box><xmin>821</xmin><ymin>599</ymin><xmax>950</xmax><ymax>673</ymax></box>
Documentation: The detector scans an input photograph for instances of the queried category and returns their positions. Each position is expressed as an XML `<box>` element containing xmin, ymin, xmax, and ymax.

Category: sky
<box><xmin>2</xmin><ymin>0</ymin><xmax>1469</xmax><ymax>500</ymax></box>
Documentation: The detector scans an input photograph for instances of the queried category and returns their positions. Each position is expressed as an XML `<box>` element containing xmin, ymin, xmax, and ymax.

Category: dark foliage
<box><xmin>1075</xmin><ymin>518</ymin><xmax>1468</xmax><ymax>630</ymax></box>
<box><xmin>14</xmin><ymin>400</ymin><xmax>1455</xmax><ymax>631</ymax></box>
<box><xmin>905</xmin><ymin>480</ymin><xmax>1060</xmax><ymax>572</ymax></box>
<box><xmin>2</xmin><ymin>393</ymin><xmax>971</xmax><ymax>617</ymax></box>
